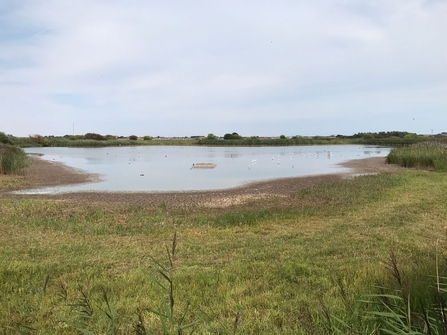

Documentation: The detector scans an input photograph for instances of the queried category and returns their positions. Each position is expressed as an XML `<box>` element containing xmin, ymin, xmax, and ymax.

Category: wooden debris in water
<box><xmin>192</xmin><ymin>163</ymin><xmax>217</xmax><ymax>169</ymax></box>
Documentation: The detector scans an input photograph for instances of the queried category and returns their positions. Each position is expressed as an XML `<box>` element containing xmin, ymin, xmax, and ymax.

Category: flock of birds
<box><xmin>99</xmin><ymin>147</ymin><xmax>376</xmax><ymax>179</ymax></box>
<box><xmin>25</xmin><ymin>146</ymin><xmax>380</xmax><ymax>194</ymax></box>
<box><xmin>247</xmin><ymin>149</ymin><xmax>339</xmax><ymax>170</ymax></box>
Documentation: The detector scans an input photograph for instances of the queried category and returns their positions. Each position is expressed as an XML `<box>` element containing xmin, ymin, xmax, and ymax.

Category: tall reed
<box><xmin>386</xmin><ymin>141</ymin><xmax>447</xmax><ymax>170</ymax></box>
<box><xmin>0</xmin><ymin>144</ymin><xmax>29</xmax><ymax>174</ymax></box>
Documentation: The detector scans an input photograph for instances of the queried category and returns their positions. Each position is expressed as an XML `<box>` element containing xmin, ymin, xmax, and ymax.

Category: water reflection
<box><xmin>21</xmin><ymin>145</ymin><xmax>390</xmax><ymax>194</ymax></box>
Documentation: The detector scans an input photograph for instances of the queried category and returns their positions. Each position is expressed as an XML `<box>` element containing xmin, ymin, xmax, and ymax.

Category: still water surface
<box><xmin>22</xmin><ymin>145</ymin><xmax>390</xmax><ymax>194</ymax></box>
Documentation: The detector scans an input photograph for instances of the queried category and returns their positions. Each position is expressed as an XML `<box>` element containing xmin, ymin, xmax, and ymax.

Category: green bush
<box><xmin>143</xmin><ymin>136</ymin><xmax>152</xmax><ymax>141</ymax></box>
<box><xmin>206</xmin><ymin>133</ymin><xmax>218</xmax><ymax>140</ymax></box>
<box><xmin>0</xmin><ymin>144</ymin><xmax>29</xmax><ymax>174</ymax></box>
<box><xmin>223</xmin><ymin>132</ymin><xmax>243</xmax><ymax>140</ymax></box>
<box><xmin>0</xmin><ymin>131</ymin><xmax>11</xmax><ymax>144</ymax></box>
<box><xmin>84</xmin><ymin>133</ymin><xmax>106</xmax><ymax>141</ymax></box>
<box><xmin>69</xmin><ymin>135</ymin><xmax>85</xmax><ymax>140</ymax></box>
<box><xmin>129</xmin><ymin>135</ymin><xmax>138</xmax><ymax>141</ymax></box>
<box><xmin>29</xmin><ymin>134</ymin><xmax>50</xmax><ymax>146</ymax></box>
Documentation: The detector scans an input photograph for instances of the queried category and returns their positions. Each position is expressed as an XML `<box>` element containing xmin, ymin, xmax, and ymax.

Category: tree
<box><xmin>29</xmin><ymin>134</ymin><xmax>50</xmax><ymax>146</ymax></box>
<box><xmin>206</xmin><ymin>133</ymin><xmax>217</xmax><ymax>140</ymax></box>
<box><xmin>143</xmin><ymin>136</ymin><xmax>152</xmax><ymax>141</ymax></box>
<box><xmin>84</xmin><ymin>133</ymin><xmax>106</xmax><ymax>141</ymax></box>
<box><xmin>223</xmin><ymin>132</ymin><xmax>242</xmax><ymax>140</ymax></box>
<box><xmin>129</xmin><ymin>135</ymin><xmax>138</xmax><ymax>141</ymax></box>
<box><xmin>403</xmin><ymin>133</ymin><xmax>418</xmax><ymax>139</ymax></box>
<box><xmin>279</xmin><ymin>135</ymin><xmax>286</xmax><ymax>139</ymax></box>
<box><xmin>69</xmin><ymin>135</ymin><xmax>84</xmax><ymax>140</ymax></box>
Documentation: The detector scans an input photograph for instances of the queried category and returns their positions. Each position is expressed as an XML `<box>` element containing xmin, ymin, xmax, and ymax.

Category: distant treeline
<box><xmin>198</xmin><ymin>131</ymin><xmax>446</xmax><ymax>147</ymax></box>
<box><xmin>343</xmin><ymin>131</ymin><xmax>447</xmax><ymax>146</ymax></box>
<box><xmin>6</xmin><ymin>133</ymin><xmax>195</xmax><ymax>148</ymax></box>
<box><xmin>2</xmin><ymin>131</ymin><xmax>447</xmax><ymax>148</ymax></box>
<box><xmin>198</xmin><ymin>135</ymin><xmax>343</xmax><ymax>146</ymax></box>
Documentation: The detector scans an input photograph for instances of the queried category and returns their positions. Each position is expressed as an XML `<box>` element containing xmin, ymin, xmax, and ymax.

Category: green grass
<box><xmin>0</xmin><ymin>175</ymin><xmax>30</xmax><ymax>190</ymax></box>
<box><xmin>1</xmin><ymin>169</ymin><xmax>447</xmax><ymax>333</ymax></box>
<box><xmin>386</xmin><ymin>141</ymin><xmax>447</xmax><ymax>170</ymax></box>
<box><xmin>0</xmin><ymin>144</ymin><xmax>29</xmax><ymax>175</ymax></box>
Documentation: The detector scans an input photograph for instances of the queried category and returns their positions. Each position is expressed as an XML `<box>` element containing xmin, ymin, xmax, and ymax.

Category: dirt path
<box><xmin>1</xmin><ymin>156</ymin><xmax>403</xmax><ymax>208</ymax></box>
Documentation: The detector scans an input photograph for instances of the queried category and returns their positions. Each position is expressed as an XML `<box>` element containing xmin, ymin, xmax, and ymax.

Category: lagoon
<box><xmin>22</xmin><ymin>145</ymin><xmax>390</xmax><ymax>194</ymax></box>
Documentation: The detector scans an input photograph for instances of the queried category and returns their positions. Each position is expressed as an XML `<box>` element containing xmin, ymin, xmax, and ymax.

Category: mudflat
<box><xmin>1</xmin><ymin>156</ymin><xmax>402</xmax><ymax>208</ymax></box>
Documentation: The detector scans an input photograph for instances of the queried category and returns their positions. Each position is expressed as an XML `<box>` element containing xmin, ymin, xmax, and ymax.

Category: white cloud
<box><xmin>1</xmin><ymin>0</ymin><xmax>446</xmax><ymax>136</ymax></box>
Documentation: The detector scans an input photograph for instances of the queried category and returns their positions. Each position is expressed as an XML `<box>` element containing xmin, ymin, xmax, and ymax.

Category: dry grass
<box><xmin>200</xmin><ymin>193</ymin><xmax>276</xmax><ymax>208</ymax></box>
<box><xmin>0</xmin><ymin>174</ymin><xmax>29</xmax><ymax>191</ymax></box>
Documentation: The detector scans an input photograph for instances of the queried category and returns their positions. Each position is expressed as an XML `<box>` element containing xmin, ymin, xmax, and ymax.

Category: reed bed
<box><xmin>0</xmin><ymin>144</ymin><xmax>29</xmax><ymax>174</ymax></box>
<box><xmin>197</xmin><ymin>137</ymin><xmax>349</xmax><ymax>146</ymax></box>
<box><xmin>386</xmin><ymin>141</ymin><xmax>447</xmax><ymax>170</ymax></box>
<box><xmin>354</xmin><ymin>137</ymin><xmax>430</xmax><ymax>146</ymax></box>
<box><xmin>30</xmin><ymin>138</ymin><xmax>197</xmax><ymax>148</ymax></box>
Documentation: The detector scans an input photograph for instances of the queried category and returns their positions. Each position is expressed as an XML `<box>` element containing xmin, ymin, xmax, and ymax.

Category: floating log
<box><xmin>192</xmin><ymin>163</ymin><xmax>217</xmax><ymax>169</ymax></box>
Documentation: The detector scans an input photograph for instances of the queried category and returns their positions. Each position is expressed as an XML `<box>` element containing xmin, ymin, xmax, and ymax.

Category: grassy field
<box><xmin>2</xmin><ymin>165</ymin><xmax>447</xmax><ymax>334</ymax></box>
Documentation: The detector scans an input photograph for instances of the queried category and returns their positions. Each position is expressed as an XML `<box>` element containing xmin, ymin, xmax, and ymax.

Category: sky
<box><xmin>1</xmin><ymin>0</ymin><xmax>446</xmax><ymax>138</ymax></box>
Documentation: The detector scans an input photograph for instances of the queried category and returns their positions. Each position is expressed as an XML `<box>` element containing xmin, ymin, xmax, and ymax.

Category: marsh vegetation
<box><xmin>5</xmin><ymin>130</ymin><xmax>445</xmax><ymax>148</ymax></box>
<box><xmin>2</xmin><ymin>136</ymin><xmax>447</xmax><ymax>333</ymax></box>
<box><xmin>0</xmin><ymin>144</ymin><xmax>29</xmax><ymax>175</ymax></box>
<box><xmin>1</xmin><ymin>162</ymin><xmax>447</xmax><ymax>333</ymax></box>
<box><xmin>387</xmin><ymin>141</ymin><xmax>447</xmax><ymax>170</ymax></box>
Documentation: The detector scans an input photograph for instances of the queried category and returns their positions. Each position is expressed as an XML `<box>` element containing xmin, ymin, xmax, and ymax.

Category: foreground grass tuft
<box><xmin>0</xmin><ymin>144</ymin><xmax>29</xmax><ymax>175</ymax></box>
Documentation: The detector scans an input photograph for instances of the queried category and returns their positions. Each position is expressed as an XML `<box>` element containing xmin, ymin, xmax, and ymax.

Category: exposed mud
<box><xmin>1</xmin><ymin>156</ymin><xmax>403</xmax><ymax>208</ymax></box>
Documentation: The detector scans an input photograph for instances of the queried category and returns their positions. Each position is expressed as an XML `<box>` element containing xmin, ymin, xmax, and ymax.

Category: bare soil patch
<box><xmin>1</xmin><ymin>156</ymin><xmax>403</xmax><ymax>208</ymax></box>
<box><xmin>21</xmin><ymin>156</ymin><xmax>99</xmax><ymax>187</ymax></box>
<box><xmin>339</xmin><ymin>156</ymin><xmax>403</xmax><ymax>175</ymax></box>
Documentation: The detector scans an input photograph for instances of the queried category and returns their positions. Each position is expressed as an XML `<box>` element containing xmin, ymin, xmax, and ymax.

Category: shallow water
<box><xmin>21</xmin><ymin>145</ymin><xmax>390</xmax><ymax>194</ymax></box>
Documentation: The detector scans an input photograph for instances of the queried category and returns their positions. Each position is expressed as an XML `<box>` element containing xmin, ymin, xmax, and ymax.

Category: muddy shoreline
<box><xmin>0</xmin><ymin>156</ymin><xmax>402</xmax><ymax>208</ymax></box>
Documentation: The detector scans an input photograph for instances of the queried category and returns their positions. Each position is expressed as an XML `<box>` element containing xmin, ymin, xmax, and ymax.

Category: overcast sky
<box><xmin>1</xmin><ymin>0</ymin><xmax>446</xmax><ymax>137</ymax></box>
